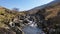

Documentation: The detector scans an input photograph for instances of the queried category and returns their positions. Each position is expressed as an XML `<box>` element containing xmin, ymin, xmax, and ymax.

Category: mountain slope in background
<box><xmin>27</xmin><ymin>0</ymin><xmax>60</xmax><ymax>20</ymax></box>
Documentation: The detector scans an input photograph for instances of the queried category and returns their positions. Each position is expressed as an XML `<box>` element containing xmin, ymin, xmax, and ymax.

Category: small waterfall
<box><xmin>28</xmin><ymin>21</ymin><xmax>37</xmax><ymax>27</ymax></box>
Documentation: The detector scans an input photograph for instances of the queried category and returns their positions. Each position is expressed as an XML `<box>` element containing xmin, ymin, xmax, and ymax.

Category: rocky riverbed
<box><xmin>22</xmin><ymin>25</ymin><xmax>45</xmax><ymax>34</ymax></box>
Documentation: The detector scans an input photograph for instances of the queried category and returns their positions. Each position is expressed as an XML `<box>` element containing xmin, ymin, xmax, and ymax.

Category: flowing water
<box><xmin>22</xmin><ymin>21</ymin><xmax>45</xmax><ymax>34</ymax></box>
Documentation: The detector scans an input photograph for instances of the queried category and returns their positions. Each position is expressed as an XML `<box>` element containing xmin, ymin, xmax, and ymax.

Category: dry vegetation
<box><xmin>0</xmin><ymin>7</ymin><xmax>26</xmax><ymax>34</ymax></box>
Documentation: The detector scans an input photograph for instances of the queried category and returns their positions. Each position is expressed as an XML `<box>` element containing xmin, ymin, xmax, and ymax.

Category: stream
<box><xmin>22</xmin><ymin>21</ymin><xmax>45</xmax><ymax>34</ymax></box>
